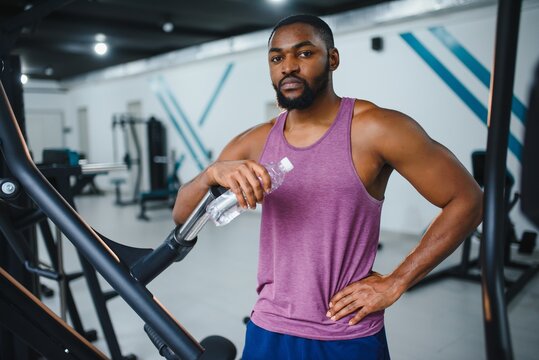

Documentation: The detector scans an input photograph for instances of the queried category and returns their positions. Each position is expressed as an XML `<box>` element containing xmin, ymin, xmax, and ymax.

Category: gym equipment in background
<box><xmin>111</xmin><ymin>114</ymin><xmax>182</xmax><ymax>220</ymax></box>
<box><xmin>111</xmin><ymin>114</ymin><xmax>144</xmax><ymax>206</ymax></box>
<box><xmin>521</xmin><ymin>62</ymin><xmax>538</xmax><ymax>228</ymax></box>
<box><xmin>138</xmin><ymin>117</ymin><xmax>182</xmax><ymax>221</ymax></box>
<box><xmin>0</xmin><ymin>80</ymin><xmax>236</xmax><ymax>359</ymax></box>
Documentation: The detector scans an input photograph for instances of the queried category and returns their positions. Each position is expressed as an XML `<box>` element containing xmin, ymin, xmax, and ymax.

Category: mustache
<box><xmin>278</xmin><ymin>75</ymin><xmax>307</xmax><ymax>89</ymax></box>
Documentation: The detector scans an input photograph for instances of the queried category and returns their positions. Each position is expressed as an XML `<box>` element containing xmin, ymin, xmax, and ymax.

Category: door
<box><xmin>25</xmin><ymin>109</ymin><xmax>65</xmax><ymax>163</ymax></box>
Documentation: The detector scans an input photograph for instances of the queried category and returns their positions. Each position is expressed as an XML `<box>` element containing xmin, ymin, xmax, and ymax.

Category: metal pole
<box><xmin>481</xmin><ymin>0</ymin><xmax>522</xmax><ymax>359</ymax></box>
<box><xmin>56</xmin><ymin>224</ymin><xmax>67</xmax><ymax>320</ymax></box>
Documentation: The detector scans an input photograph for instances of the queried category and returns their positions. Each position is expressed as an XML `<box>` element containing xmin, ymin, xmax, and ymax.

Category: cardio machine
<box><xmin>0</xmin><ymin>79</ymin><xmax>235</xmax><ymax>360</ymax></box>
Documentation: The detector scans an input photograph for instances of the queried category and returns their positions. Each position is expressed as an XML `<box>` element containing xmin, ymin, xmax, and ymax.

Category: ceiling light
<box><xmin>20</xmin><ymin>74</ymin><xmax>28</xmax><ymax>85</ymax></box>
<box><xmin>268</xmin><ymin>0</ymin><xmax>286</xmax><ymax>3</ymax></box>
<box><xmin>94</xmin><ymin>42</ymin><xmax>108</xmax><ymax>56</ymax></box>
<box><xmin>162</xmin><ymin>21</ymin><xmax>174</xmax><ymax>33</ymax></box>
<box><xmin>95</xmin><ymin>33</ymin><xmax>107</xmax><ymax>42</ymax></box>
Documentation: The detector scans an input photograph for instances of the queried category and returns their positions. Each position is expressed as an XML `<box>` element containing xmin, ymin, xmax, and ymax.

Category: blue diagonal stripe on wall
<box><xmin>400</xmin><ymin>32</ymin><xmax>522</xmax><ymax>161</ymax></box>
<box><xmin>429</xmin><ymin>26</ymin><xmax>527</xmax><ymax>124</ymax></box>
<box><xmin>198</xmin><ymin>63</ymin><xmax>234</xmax><ymax>126</ymax></box>
<box><xmin>158</xmin><ymin>77</ymin><xmax>212</xmax><ymax>161</ymax></box>
<box><xmin>154</xmin><ymin>90</ymin><xmax>205</xmax><ymax>170</ymax></box>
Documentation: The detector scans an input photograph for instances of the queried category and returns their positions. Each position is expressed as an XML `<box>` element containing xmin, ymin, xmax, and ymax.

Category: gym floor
<box><xmin>39</xmin><ymin>193</ymin><xmax>539</xmax><ymax>360</ymax></box>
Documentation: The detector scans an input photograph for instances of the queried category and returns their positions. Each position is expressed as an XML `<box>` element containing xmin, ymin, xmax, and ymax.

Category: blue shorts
<box><xmin>242</xmin><ymin>321</ymin><xmax>390</xmax><ymax>360</ymax></box>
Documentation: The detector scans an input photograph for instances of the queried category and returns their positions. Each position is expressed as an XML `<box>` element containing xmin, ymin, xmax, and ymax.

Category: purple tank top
<box><xmin>252</xmin><ymin>97</ymin><xmax>384</xmax><ymax>340</ymax></box>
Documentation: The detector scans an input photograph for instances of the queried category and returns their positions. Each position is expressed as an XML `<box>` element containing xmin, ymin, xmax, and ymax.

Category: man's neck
<box><xmin>287</xmin><ymin>89</ymin><xmax>341</xmax><ymax>126</ymax></box>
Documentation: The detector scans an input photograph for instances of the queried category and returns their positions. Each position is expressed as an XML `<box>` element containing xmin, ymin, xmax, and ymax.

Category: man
<box><xmin>173</xmin><ymin>15</ymin><xmax>482</xmax><ymax>360</ymax></box>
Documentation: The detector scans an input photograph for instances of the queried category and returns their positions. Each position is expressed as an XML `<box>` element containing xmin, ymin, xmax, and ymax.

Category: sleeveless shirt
<box><xmin>251</xmin><ymin>97</ymin><xmax>385</xmax><ymax>340</ymax></box>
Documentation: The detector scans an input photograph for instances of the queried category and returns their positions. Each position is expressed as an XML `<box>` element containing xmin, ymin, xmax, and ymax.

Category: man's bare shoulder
<box><xmin>352</xmin><ymin>100</ymin><xmax>416</xmax><ymax>132</ymax></box>
<box><xmin>218</xmin><ymin>118</ymin><xmax>277</xmax><ymax>160</ymax></box>
<box><xmin>352</xmin><ymin>100</ymin><xmax>422</xmax><ymax>141</ymax></box>
<box><xmin>351</xmin><ymin>100</ymin><xmax>434</xmax><ymax>162</ymax></box>
<box><xmin>234</xmin><ymin>118</ymin><xmax>276</xmax><ymax>142</ymax></box>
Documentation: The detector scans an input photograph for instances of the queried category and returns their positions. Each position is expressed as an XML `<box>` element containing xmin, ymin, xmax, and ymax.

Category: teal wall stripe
<box><xmin>154</xmin><ymin>90</ymin><xmax>205</xmax><ymax>170</ymax></box>
<box><xmin>429</xmin><ymin>26</ymin><xmax>527</xmax><ymax>124</ymax></box>
<box><xmin>159</xmin><ymin>77</ymin><xmax>212</xmax><ymax>161</ymax></box>
<box><xmin>400</xmin><ymin>32</ymin><xmax>522</xmax><ymax>160</ymax></box>
<box><xmin>198</xmin><ymin>63</ymin><xmax>234</xmax><ymax>126</ymax></box>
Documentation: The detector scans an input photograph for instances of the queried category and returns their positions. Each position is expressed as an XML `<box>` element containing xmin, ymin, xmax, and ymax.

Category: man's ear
<box><xmin>329</xmin><ymin>47</ymin><xmax>340</xmax><ymax>71</ymax></box>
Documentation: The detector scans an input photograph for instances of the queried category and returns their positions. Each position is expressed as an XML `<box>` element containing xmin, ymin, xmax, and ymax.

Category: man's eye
<box><xmin>271</xmin><ymin>56</ymin><xmax>282</xmax><ymax>63</ymax></box>
<box><xmin>299</xmin><ymin>50</ymin><xmax>312</xmax><ymax>57</ymax></box>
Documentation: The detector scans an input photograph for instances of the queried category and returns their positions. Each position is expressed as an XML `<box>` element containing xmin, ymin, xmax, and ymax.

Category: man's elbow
<box><xmin>172</xmin><ymin>204</ymin><xmax>187</xmax><ymax>225</ymax></box>
<box><xmin>466</xmin><ymin>187</ymin><xmax>484</xmax><ymax>229</ymax></box>
<box><xmin>172</xmin><ymin>210</ymin><xmax>182</xmax><ymax>226</ymax></box>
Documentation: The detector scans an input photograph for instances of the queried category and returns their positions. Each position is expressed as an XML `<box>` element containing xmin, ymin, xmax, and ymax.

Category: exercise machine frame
<box><xmin>0</xmin><ymin>79</ymin><xmax>231</xmax><ymax>359</ymax></box>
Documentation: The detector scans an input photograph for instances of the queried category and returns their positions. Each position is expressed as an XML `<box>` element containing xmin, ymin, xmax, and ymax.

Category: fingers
<box><xmin>327</xmin><ymin>292</ymin><xmax>376</xmax><ymax>325</ymax></box>
<box><xmin>327</xmin><ymin>292</ymin><xmax>362</xmax><ymax>321</ymax></box>
<box><xmin>349</xmin><ymin>308</ymin><xmax>371</xmax><ymax>326</ymax></box>
<box><xmin>328</xmin><ymin>287</ymin><xmax>352</xmax><ymax>309</ymax></box>
<box><xmin>238</xmin><ymin>164</ymin><xmax>268</xmax><ymax>207</ymax></box>
<box><xmin>256</xmin><ymin>167</ymin><xmax>272</xmax><ymax>194</ymax></box>
<box><xmin>217</xmin><ymin>160</ymin><xmax>269</xmax><ymax>209</ymax></box>
<box><xmin>327</xmin><ymin>276</ymin><xmax>390</xmax><ymax>326</ymax></box>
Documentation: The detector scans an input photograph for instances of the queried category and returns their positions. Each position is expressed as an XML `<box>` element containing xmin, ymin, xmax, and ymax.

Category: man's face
<box><xmin>268</xmin><ymin>23</ymin><xmax>332</xmax><ymax>110</ymax></box>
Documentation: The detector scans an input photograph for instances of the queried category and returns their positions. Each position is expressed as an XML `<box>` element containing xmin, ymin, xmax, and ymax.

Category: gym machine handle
<box><xmin>130</xmin><ymin>185</ymin><xmax>227</xmax><ymax>285</ymax></box>
<box><xmin>0</xmin><ymin>81</ymin><xmax>203</xmax><ymax>359</ymax></box>
<box><xmin>144</xmin><ymin>324</ymin><xmax>181</xmax><ymax>360</ymax></box>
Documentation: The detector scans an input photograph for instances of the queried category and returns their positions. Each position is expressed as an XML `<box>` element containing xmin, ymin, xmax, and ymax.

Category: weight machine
<box><xmin>111</xmin><ymin>114</ymin><xmax>182</xmax><ymax>220</ymax></box>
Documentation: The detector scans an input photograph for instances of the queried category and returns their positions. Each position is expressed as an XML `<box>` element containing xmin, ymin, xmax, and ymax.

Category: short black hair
<box><xmin>268</xmin><ymin>14</ymin><xmax>335</xmax><ymax>50</ymax></box>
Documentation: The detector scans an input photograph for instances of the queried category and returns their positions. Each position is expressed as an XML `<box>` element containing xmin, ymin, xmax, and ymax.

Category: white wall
<box><xmin>23</xmin><ymin>2</ymin><xmax>539</xmax><ymax>237</ymax></box>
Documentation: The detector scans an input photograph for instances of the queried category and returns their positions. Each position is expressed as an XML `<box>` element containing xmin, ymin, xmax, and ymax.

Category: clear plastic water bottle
<box><xmin>206</xmin><ymin>157</ymin><xmax>294</xmax><ymax>226</ymax></box>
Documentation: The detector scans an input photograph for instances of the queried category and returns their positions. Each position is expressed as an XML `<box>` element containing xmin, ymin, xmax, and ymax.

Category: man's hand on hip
<box><xmin>326</xmin><ymin>272</ymin><xmax>404</xmax><ymax>326</ymax></box>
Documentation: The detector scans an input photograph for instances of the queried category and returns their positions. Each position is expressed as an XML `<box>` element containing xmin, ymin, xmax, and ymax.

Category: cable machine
<box><xmin>111</xmin><ymin>114</ymin><xmax>181</xmax><ymax>220</ymax></box>
<box><xmin>111</xmin><ymin>114</ymin><xmax>144</xmax><ymax>206</ymax></box>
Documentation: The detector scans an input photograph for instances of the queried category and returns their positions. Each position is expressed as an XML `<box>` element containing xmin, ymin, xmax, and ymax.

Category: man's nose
<box><xmin>281</xmin><ymin>56</ymin><xmax>299</xmax><ymax>75</ymax></box>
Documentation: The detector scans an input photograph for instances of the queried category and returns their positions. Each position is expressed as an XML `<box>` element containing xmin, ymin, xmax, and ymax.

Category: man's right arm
<box><xmin>172</xmin><ymin>122</ymin><xmax>273</xmax><ymax>224</ymax></box>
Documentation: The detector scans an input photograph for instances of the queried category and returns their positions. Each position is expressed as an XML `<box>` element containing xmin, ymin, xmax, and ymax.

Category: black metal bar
<box><xmin>131</xmin><ymin>229</ymin><xmax>197</xmax><ymax>285</ymax></box>
<box><xmin>0</xmin><ymin>208</ymin><xmax>32</xmax><ymax>263</ymax></box>
<box><xmin>505</xmin><ymin>265</ymin><xmax>539</xmax><ymax>303</ymax></box>
<box><xmin>38</xmin><ymin>163</ymin><xmax>130</xmax><ymax>356</ymax></box>
<box><xmin>131</xmin><ymin>189</ymin><xmax>217</xmax><ymax>285</ymax></box>
<box><xmin>481</xmin><ymin>0</ymin><xmax>522</xmax><ymax>359</ymax></box>
<box><xmin>520</xmin><ymin>64</ymin><xmax>539</xmax><ymax>227</ymax></box>
<box><xmin>39</xmin><ymin>219</ymin><xmax>91</xmax><ymax>338</ymax></box>
<box><xmin>0</xmin><ymin>82</ymin><xmax>203</xmax><ymax>359</ymax></box>
<box><xmin>14</xmin><ymin>208</ymin><xmax>47</xmax><ymax>231</ymax></box>
<box><xmin>77</xmin><ymin>255</ymin><xmax>126</xmax><ymax>360</ymax></box>
<box><xmin>0</xmin><ymin>266</ymin><xmax>109</xmax><ymax>360</ymax></box>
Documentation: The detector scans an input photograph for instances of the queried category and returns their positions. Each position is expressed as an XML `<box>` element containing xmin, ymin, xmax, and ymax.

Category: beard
<box><xmin>273</xmin><ymin>61</ymin><xmax>330</xmax><ymax>110</ymax></box>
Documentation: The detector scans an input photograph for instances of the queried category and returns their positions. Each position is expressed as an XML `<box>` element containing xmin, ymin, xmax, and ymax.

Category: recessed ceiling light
<box><xmin>162</xmin><ymin>21</ymin><xmax>174</xmax><ymax>33</ymax></box>
<box><xmin>20</xmin><ymin>74</ymin><xmax>28</xmax><ymax>84</ymax></box>
<box><xmin>94</xmin><ymin>42</ymin><xmax>108</xmax><ymax>56</ymax></box>
<box><xmin>95</xmin><ymin>33</ymin><xmax>107</xmax><ymax>42</ymax></box>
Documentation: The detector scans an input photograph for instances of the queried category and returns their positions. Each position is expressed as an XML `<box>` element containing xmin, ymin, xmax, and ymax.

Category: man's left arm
<box><xmin>327</xmin><ymin>109</ymin><xmax>483</xmax><ymax>325</ymax></box>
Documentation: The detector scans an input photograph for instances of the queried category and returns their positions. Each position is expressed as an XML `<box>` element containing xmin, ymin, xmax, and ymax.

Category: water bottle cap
<box><xmin>279</xmin><ymin>157</ymin><xmax>294</xmax><ymax>172</ymax></box>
